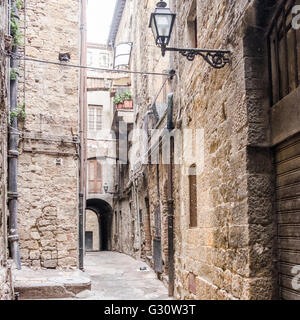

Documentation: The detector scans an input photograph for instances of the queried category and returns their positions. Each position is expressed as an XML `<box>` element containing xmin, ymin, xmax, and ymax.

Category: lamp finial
<box><xmin>156</xmin><ymin>1</ymin><xmax>167</xmax><ymax>8</ymax></box>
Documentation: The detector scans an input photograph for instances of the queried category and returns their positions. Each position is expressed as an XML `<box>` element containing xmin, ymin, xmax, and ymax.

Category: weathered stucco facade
<box><xmin>0</xmin><ymin>0</ymin><xmax>13</xmax><ymax>299</ymax></box>
<box><xmin>109</xmin><ymin>0</ymin><xmax>300</xmax><ymax>300</ymax></box>
<box><xmin>17</xmin><ymin>0</ymin><xmax>81</xmax><ymax>269</ymax></box>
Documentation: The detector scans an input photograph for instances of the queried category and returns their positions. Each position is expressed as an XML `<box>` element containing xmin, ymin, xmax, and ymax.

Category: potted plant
<box><xmin>113</xmin><ymin>93</ymin><xmax>124</xmax><ymax>109</ymax></box>
<box><xmin>122</xmin><ymin>91</ymin><xmax>133</xmax><ymax>109</ymax></box>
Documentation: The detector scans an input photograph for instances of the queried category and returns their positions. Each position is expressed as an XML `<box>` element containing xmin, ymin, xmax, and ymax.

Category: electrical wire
<box><xmin>5</xmin><ymin>51</ymin><xmax>172</xmax><ymax>77</ymax></box>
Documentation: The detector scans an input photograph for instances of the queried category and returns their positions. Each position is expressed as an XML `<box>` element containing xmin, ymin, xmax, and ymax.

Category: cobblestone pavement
<box><xmin>78</xmin><ymin>251</ymin><xmax>171</xmax><ymax>300</ymax></box>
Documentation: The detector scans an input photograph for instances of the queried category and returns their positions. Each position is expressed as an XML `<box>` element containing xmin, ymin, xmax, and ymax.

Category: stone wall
<box><xmin>17</xmin><ymin>0</ymin><xmax>81</xmax><ymax>269</ymax></box>
<box><xmin>113</xmin><ymin>0</ymin><xmax>277</xmax><ymax>300</ymax></box>
<box><xmin>109</xmin><ymin>0</ymin><xmax>278</xmax><ymax>300</ymax></box>
<box><xmin>0</xmin><ymin>0</ymin><xmax>14</xmax><ymax>299</ymax></box>
<box><xmin>172</xmin><ymin>0</ymin><xmax>275</xmax><ymax>300</ymax></box>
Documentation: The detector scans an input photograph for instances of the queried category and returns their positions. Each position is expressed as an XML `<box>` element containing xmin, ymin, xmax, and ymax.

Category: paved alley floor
<box><xmin>77</xmin><ymin>251</ymin><xmax>171</xmax><ymax>300</ymax></box>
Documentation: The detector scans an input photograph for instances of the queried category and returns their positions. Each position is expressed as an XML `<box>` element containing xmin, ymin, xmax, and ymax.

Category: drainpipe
<box><xmin>8</xmin><ymin>0</ymin><xmax>21</xmax><ymax>270</ymax></box>
<box><xmin>167</xmin><ymin>93</ymin><xmax>174</xmax><ymax>296</ymax></box>
<box><xmin>133</xmin><ymin>174</ymin><xmax>141</xmax><ymax>260</ymax></box>
<box><xmin>78</xmin><ymin>0</ymin><xmax>87</xmax><ymax>270</ymax></box>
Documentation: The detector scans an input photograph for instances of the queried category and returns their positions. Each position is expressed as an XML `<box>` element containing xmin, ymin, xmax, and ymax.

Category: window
<box><xmin>187</xmin><ymin>0</ymin><xmax>197</xmax><ymax>48</ymax></box>
<box><xmin>119</xmin><ymin>211</ymin><xmax>122</xmax><ymax>234</ymax></box>
<box><xmin>88</xmin><ymin>105</ymin><xmax>103</xmax><ymax>131</ymax></box>
<box><xmin>114</xmin><ymin>211</ymin><xmax>118</xmax><ymax>234</ymax></box>
<box><xmin>268</xmin><ymin>0</ymin><xmax>300</xmax><ymax>105</ymax></box>
<box><xmin>88</xmin><ymin>160</ymin><xmax>102</xmax><ymax>194</ymax></box>
<box><xmin>139</xmin><ymin>209</ymin><xmax>143</xmax><ymax>226</ymax></box>
<box><xmin>99</xmin><ymin>53</ymin><xmax>109</xmax><ymax>67</ymax></box>
<box><xmin>189</xmin><ymin>165</ymin><xmax>197</xmax><ymax>228</ymax></box>
<box><xmin>87</xmin><ymin>50</ymin><xmax>93</xmax><ymax>67</ymax></box>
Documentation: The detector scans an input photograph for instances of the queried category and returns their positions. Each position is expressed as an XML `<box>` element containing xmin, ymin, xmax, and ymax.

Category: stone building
<box><xmin>85</xmin><ymin>43</ymin><xmax>115</xmax><ymax>252</ymax></box>
<box><xmin>109</xmin><ymin>0</ymin><xmax>300</xmax><ymax>300</ymax></box>
<box><xmin>15</xmin><ymin>0</ymin><xmax>84</xmax><ymax>269</ymax></box>
<box><xmin>106</xmin><ymin>0</ymin><xmax>136</xmax><ymax>256</ymax></box>
<box><xmin>0</xmin><ymin>0</ymin><xmax>14</xmax><ymax>300</ymax></box>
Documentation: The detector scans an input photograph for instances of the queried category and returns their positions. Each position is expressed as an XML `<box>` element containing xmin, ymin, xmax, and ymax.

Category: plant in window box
<box><xmin>113</xmin><ymin>93</ymin><xmax>124</xmax><ymax>109</ymax></box>
<box><xmin>122</xmin><ymin>91</ymin><xmax>133</xmax><ymax>109</ymax></box>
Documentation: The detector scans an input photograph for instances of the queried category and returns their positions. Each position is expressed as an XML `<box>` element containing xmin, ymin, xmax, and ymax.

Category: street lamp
<box><xmin>149</xmin><ymin>0</ymin><xmax>176</xmax><ymax>47</ymax></box>
<box><xmin>104</xmin><ymin>183</ymin><xmax>118</xmax><ymax>195</ymax></box>
<box><xmin>149</xmin><ymin>0</ymin><xmax>231</xmax><ymax>69</ymax></box>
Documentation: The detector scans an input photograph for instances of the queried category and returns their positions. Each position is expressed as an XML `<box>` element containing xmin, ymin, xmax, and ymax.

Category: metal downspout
<box><xmin>133</xmin><ymin>175</ymin><xmax>141</xmax><ymax>260</ymax></box>
<box><xmin>79</xmin><ymin>0</ymin><xmax>87</xmax><ymax>270</ymax></box>
<box><xmin>8</xmin><ymin>0</ymin><xmax>21</xmax><ymax>270</ymax></box>
<box><xmin>167</xmin><ymin>0</ymin><xmax>175</xmax><ymax>297</ymax></box>
<box><xmin>167</xmin><ymin>93</ymin><xmax>174</xmax><ymax>296</ymax></box>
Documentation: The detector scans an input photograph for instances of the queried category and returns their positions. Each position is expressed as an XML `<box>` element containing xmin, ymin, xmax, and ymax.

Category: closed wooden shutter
<box><xmin>88</xmin><ymin>160</ymin><xmax>102</xmax><ymax>194</ymax></box>
<box><xmin>275</xmin><ymin>132</ymin><xmax>300</xmax><ymax>300</ymax></box>
<box><xmin>189</xmin><ymin>173</ymin><xmax>197</xmax><ymax>228</ymax></box>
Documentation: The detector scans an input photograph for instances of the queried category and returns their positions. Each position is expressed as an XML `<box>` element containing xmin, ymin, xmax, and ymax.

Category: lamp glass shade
<box><xmin>149</xmin><ymin>7</ymin><xmax>176</xmax><ymax>46</ymax></box>
<box><xmin>103</xmin><ymin>183</ymin><xmax>108</xmax><ymax>193</ymax></box>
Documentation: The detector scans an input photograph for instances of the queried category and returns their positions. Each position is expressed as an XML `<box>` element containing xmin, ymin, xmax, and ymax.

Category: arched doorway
<box><xmin>85</xmin><ymin>209</ymin><xmax>100</xmax><ymax>251</ymax></box>
<box><xmin>86</xmin><ymin>199</ymin><xmax>113</xmax><ymax>251</ymax></box>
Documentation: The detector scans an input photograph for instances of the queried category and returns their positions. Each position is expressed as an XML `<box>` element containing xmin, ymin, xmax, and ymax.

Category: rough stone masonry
<box><xmin>17</xmin><ymin>0</ymin><xmax>81</xmax><ymax>269</ymax></box>
<box><xmin>110</xmin><ymin>0</ymin><xmax>282</xmax><ymax>300</ymax></box>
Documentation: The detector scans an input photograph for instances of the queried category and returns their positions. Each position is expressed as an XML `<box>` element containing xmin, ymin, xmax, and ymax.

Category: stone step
<box><xmin>13</xmin><ymin>267</ymin><xmax>91</xmax><ymax>300</ymax></box>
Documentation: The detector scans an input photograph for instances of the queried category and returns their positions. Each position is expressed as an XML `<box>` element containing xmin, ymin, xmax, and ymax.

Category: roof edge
<box><xmin>107</xmin><ymin>0</ymin><xmax>126</xmax><ymax>47</ymax></box>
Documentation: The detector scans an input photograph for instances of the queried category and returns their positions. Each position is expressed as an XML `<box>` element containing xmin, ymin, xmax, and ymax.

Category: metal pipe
<box><xmin>78</xmin><ymin>0</ymin><xmax>87</xmax><ymax>270</ymax></box>
<box><xmin>135</xmin><ymin>179</ymin><xmax>141</xmax><ymax>260</ymax></box>
<box><xmin>78</xmin><ymin>192</ymin><xmax>84</xmax><ymax>269</ymax></box>
<box><xmin>167</xmin><ymin>93</ymin><xmax>174</xmax><ymax>297</ymax></box>
<box><xmin>132</xmin><ymin>174</ymin><xmax>141</xmax><ymax>260</ymax></box>
<box><xmin>8</xmin><ymin>0</ymin><xmax>21</xmax><ymax>270</ymax></box>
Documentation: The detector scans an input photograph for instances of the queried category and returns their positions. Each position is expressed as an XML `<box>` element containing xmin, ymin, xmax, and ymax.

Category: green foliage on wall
<box><xmin>10</xmin><ymin>5</ymin><xmax>23</xmax><ymax>47</ymax></box>
<box><xmin>10</xmin><ymin>102</ymin><xmax>26</xmax><ymax>124</ymax></box>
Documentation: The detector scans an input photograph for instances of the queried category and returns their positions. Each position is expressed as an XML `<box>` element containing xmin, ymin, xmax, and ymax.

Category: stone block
<box><xmin>41</xmin><ymin>251</ymin><xmax>52</xmax><ymax>261</ymax></box>
<box><xmin>30</xmin><ymin>232</ymin><xmax>40</xmax><ymax>240</ymax></box>
<box><xmin>29</xmin><ymin>250</ymin><xmax>40</xmax><ymax>260</ymax></box>
<box><xmin>42</xmin><ymin>260</ymin><xmax>58</xmax><ymax>269</ymax></box>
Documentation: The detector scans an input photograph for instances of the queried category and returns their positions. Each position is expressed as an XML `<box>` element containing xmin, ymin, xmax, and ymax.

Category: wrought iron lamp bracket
<box><xmin>161</xmin><ymin>45</ymin><xmax>231</xmax><ymax>69</ymax></box>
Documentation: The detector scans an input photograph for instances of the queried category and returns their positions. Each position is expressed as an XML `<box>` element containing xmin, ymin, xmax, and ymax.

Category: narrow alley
<box><xmin>80</xmin><ymin>252</ymin><xmax>170</xmax><ymax>300</ymax></box>
<box><xmin>1</xmin><ymin>0</ymin><xmax>300</xmax><ymax>303</ymax></box>
<box><xmin>14</xmin><ymin>252</ymin><xmax>170</xmax><ymax>300</ymax></box>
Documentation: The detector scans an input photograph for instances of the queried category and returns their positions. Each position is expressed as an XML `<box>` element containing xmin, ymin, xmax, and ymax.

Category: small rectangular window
<box><xmin>189</xmin><ymin>165</ymin><xmax>197</xmax><ymax>228</ymax></box>
<box><xmin>99</xmin><ymin>53</ymin><xmax>109</xmax><ymax>67</ymax></box>
<box><xmin>88</xmin><ymin>105</ymin><xmax>103</xmax><ymax>132</ymax></box>
<box><xmin>87</xmin><ymin>50</ymin><xmax>93</xmax><ymax>67</ymax></box>
<box><xmin>187</xmin><ymin>0</ymin><xmax>197</xmax><ymax>48</ymax></box>
<box><xmin>115</xmin><ymin>211</ymin><xmax>118</xmax><ymax>234</ymax></box>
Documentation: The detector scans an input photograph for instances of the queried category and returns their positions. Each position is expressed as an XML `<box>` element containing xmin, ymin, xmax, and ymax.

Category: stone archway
<box><xmin>86</xmin><ymin>199</ymin><xmax>113</xmax><ymax>251</ymax></box>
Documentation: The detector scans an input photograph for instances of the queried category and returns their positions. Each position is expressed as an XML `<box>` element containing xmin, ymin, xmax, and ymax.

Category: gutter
<box><xmin>8</xmin><ymin>0</ymin><xmax>21</xmax><ymax>270</ymax></box>
<box><xmin>166</xmin><ymin>93</ymin><xmax>174</xmax><ymax>297</ymax></box>
<box><xmin>78</xmin><ymin>0</ymin><xmax>87</xmax><ymax>270</ymax></box>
